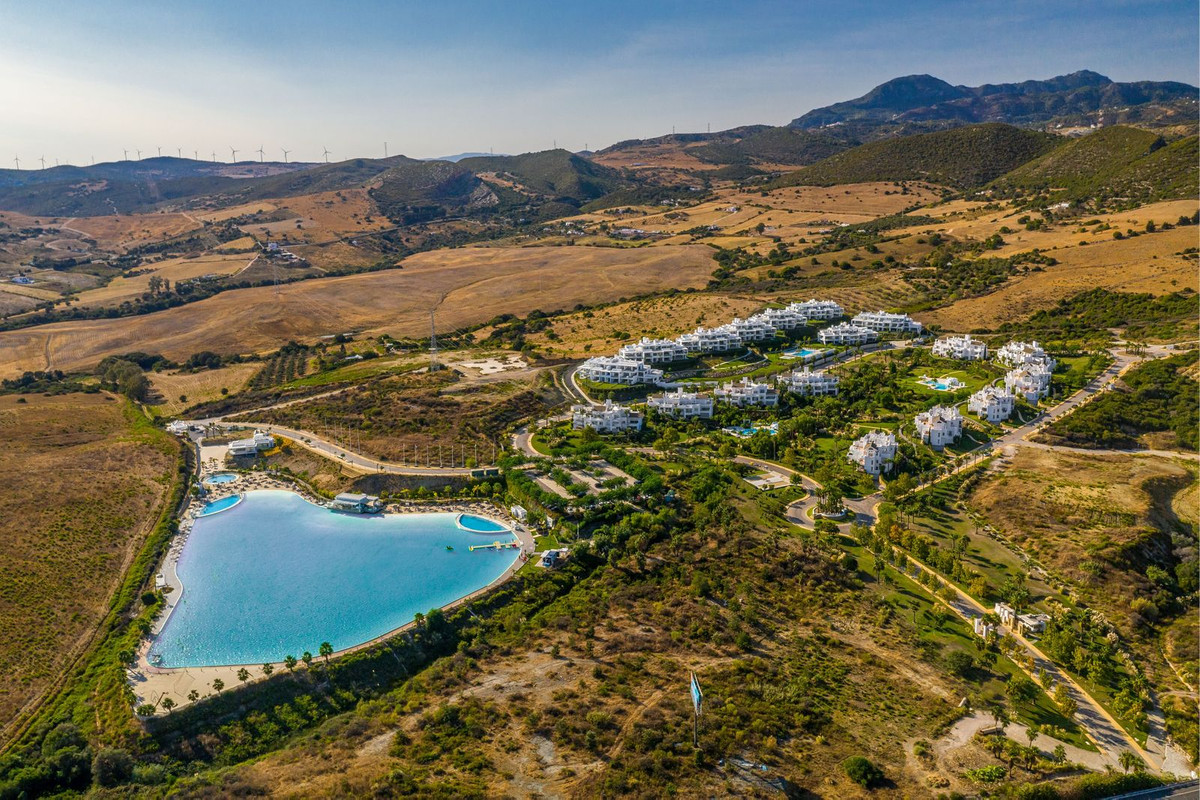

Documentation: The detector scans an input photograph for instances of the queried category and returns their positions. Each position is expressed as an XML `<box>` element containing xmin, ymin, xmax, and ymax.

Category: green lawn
<box><xmin>904</xmin><ymin>367</ymin><xmax>990</xmax><ymax>396</ymax></box>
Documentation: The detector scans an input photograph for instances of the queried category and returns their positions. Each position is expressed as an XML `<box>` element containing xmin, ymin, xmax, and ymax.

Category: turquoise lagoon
<box><xmin>154</xmin><ymin>490</ymin><xmax>518</xmax><ymax>667</ymax></box>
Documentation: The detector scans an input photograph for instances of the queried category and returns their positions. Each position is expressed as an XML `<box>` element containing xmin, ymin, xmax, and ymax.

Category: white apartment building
<box><xmin>714</xmin><ymin>377</ymin><xmax>779</xmax><ymax>407</ymax></box>
<box><xmin>677</xmin><ymin>325</ymin><xmax>742</xmax><ymax>353</ymax></box>
<box><xmin>915</xmin><ymin>405</ymin><xmax>963</xmax><ymax>449</ymax></box>
<box><xmin>753</xmin><ymin>307</ymin><xmax>807</xmax><ymax>331</ymax></box>
<box><xmin>848</xmin><ymin>430</ymin><xmax>898</xmax><ymax>475</ymax></box>
<box><xmin>851</xmin><ymin>310</ymin><xmax>923</xmax><ymax>335</ymax></box>
<box><xmin>787</xmin><ymin>298</ymin><xmax>844</xmax><ymax>320</ymax></box>
<box><xmin>777</xmin><ymin>367</ymin><xmax>839</xmax><ymax>397</ymax></box>
<box><xmin>818</xmin><ymin>322</ymin><xmax>879</xmax><ymax>346</ymax></box>
<box><xmin>932</xmin><ymin>334</ymin><xmax>987</xmax><ymax>361</ymax></box>
<box><xmin>968</xmin><ymin>385</ymin><xmax>1016</xmax><ymax>423</ymax></box>
<box><xmin>228</xmin><ymin>430</ymin><xmax>276</xmax><ymax>456</ymax></box>
<box><xmin>1005</xmin><ymin>364</ymin><xmax>1053</xmax><ymax>404</ymax></box>
<box><xmin>617</xmin><ymin>336</ymin><xmax>689</xmax><ymax>364</ymax></box>
<box><xmin>728</xmin><ymin>316</ymin><xmax>777</xmax><ymax>342</ymax></box>
<box><xmin>578</xmin><ymin>356</ymin><xmax>664</xmax><ymax>385</ymax></box>
<box><xmin>647</xmin><ymin>388</ymin><xmax>714</xmax><ymax>419</ymax></box>
<box><xmin>996</xmin><ymin>340</ymin><xmax>1057</xmax><ymax>370</ymax></box>
<box><xmin>572</xmin><ymin>400</ymin><xmax>644</xmax><ymax>433</ymax></box>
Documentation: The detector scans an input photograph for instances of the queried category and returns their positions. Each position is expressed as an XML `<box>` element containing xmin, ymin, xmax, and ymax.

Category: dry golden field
<box><xmin>0</xmin><ymin>244</ymin><xmax>715</xmax><ymax>376</ymax></box>
<box><xmin>971</xmin><ymin>447</ymin><xmax>1196</xmax><ymax>636</ymax></box>
<box><xmin>148</xmin><ymin>362</ymin><xmax>261</xmax><ymax>415</ymax></box>
<box><xmin>924</xmin><ymin>223</ymin><xmax>1200</xmax><ymax>330</ymax></box>
<box><xmin>61</xmin><ymin>212</ymin><xmax>204</xmax><ymax>251</ymax></box>
<box><xmin>0</xmin><ymin>393</ymin><xmax>176</xmax><ymax>733</ymax></box>
<box><xmin>70</xmin><ymin>251</ymin><xmax>259</xmax><ymax>307</ymax></box>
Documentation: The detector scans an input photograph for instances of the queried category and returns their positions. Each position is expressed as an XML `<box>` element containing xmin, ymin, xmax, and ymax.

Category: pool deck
<box><xmin>131</xmin><ymin>476</ymin><xmax>535</xmax><ymax>715</ymax></box>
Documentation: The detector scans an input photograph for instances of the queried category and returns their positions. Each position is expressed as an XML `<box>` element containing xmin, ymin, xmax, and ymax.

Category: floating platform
<box><xmin>468</xmin><ymin>540</ymin><xmax>520</xmax><ymax>552</ymax></box>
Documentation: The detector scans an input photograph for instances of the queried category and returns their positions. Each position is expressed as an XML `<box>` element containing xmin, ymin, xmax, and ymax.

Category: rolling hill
<box><xmin>992</xmin><ymin>126</ymin><xmax>1200</xmax><ymax>204</ymax></box>
<box><xmin>792</xmin><ymin>70</ymin><xmax>1198</xmax><ymax>130</ymax></box>
<box><xmin>769</xmin><ymin>123</ymin><xmax>1060</xmax><ymax>190</ymax></box>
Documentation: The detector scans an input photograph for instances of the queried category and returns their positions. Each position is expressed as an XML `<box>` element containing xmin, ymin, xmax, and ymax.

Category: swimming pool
<box><xmin>456</xmin><ymin>514</ymin><xmax>509</xmax><ymax>533</ymax></box>
<box><xmin>723</xmin><ymin>423</ymin><xmax>779</xmax><ymax>438</ymax></box>
<box><xmin>154</xmin><ymin>490</ymin><xmax>520</xmax><ymax>667</ymax></box>
<box><xmin>783</xmin><ymin>346</ymin><xmax>824</xmax><ymax>360</ymax></box>
<box><xmin>198</xmin><ymin>494</ymin><xmax>242</xmax><ymax>516</ymax></box>
<box><xmin>918</xmin><ymin>376</ymin><xmax>965</xmax><ymax>392</ymax></box>
<box><xmin>203</xmin><ymin>473</ymin><xmax>238</xmax><ymax>485</ymax></box>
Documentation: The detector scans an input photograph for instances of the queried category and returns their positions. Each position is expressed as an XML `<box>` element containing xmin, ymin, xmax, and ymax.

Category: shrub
<box><xmin>92</xmin><ymin>748</ymin><xmax>134</xmax><ymax>788</ymax></box>
<box><xmin>843</xmin><ymin>755</ymin><xmax>884</xmax><ymax>787</ymax></box>
<box><xmin>964</xmin><ymin>764</ymin><xmax>1007</xmax><ymax>783</ymax></box>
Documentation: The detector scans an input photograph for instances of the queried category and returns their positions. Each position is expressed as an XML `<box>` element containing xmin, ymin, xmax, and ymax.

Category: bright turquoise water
<box><xmin>154</xmin><ymin>491</ymin><xmax>518</xmax><ymax>667</ymax></box>
<box><xmin>199</xmin><ymin>495</ymin><xmax>242</xmax><ymax>515</ymax></box>
<box><xmin>784</xmin><ymin>347</ymin><xmax>822</xmax><ymax>359</ymax></box>
<box><xmin>203</xmin><ymin>473</ymin><xmax>238</xmax><ymax>485</ymax></box>
<box><xmin>456</xmin><ymin>514</ymin><xmax>508</xmax><ymax>532</ymax></box>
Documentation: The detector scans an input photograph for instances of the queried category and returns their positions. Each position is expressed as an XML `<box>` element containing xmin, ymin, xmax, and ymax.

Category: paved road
<box><xmin>210</xmin><ymin>421</ymin><xmax>478</xmax><ymax>476</ymax></box>
<box><xmin>1111</xmin><ymin>781</ymin><xmax>1199</xmax><ymax>800</ymax></box>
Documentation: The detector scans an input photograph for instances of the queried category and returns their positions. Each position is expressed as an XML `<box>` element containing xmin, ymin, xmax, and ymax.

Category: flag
<box><xmin>690</xmin><ymin>672</ymin><xmax>703</xmax><ymax>717</ymax></box>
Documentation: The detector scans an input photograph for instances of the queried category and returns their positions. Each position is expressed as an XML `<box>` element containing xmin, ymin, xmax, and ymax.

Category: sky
<box><xmin>2</xmin><ymin>0</ymin><xmax>1196</xmax><ymax>166</ymax></box>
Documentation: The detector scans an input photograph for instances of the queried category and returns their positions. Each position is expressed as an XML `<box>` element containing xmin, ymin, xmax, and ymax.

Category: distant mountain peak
<box><xmin>792</xmin><ymin>70</ymin><xmax>1194</xmax><ymax>129</ymax></box>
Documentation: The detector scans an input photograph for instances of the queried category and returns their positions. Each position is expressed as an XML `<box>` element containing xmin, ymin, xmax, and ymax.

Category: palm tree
<box><xmin>1025</xmin><ymin>725</ymin><xmax>1039</xmax><ymax>749</ymax></box>
<box><xmin>160</xmin><ymin>697</ymin><xmax>176</xmax><ymax>714</ymax></box>
<box><xmin>212</xmin><ymin>678</ymin><xmax>224</xmax><ymax>693</ymax></box>
<box><xmin>284</xmin><ymin>654</ymin><xmax>297</xmax><ymax>673</ymax></box>
<box><xmin>236</xmin><ymin>667</ymin><xmax>250</xmax><ymax>683</ymax></box>
<box><xmin>1118</xmin><ymin>751</ymin><xmax>1142</xmax><ymax>773</ymax></box>
<box><xmin>301</xmin><ymin>651</ymin><xmax>313</xmax><ymax>669</ymax></box>
<box><xmin>262</xmin><ymin>663</ymin><xmax>274</xmax><ymax>677</ymax></box>
<box><xmin>319</xmin><ymin>641</ymin><xmax>333</xmax><ymax>669</ymax></box>
<box><xmin>187</xmin><ymin>690</ymin><xmax>200</xmax><ymax>703</ymax></box>
<box><xmin>988</xmin><ymin>699</ymin><xmax>1010</xmax><ymax>733</ymax></box>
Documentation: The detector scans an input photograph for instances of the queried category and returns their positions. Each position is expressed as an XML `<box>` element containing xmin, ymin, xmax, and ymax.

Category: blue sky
<box><xmin>2</xmin><ymin>0</ymin><xmax>1196</xmax><ymax>165</ymax></box>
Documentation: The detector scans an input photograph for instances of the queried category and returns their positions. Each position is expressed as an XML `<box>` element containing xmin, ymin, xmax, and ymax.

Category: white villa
<box><xmin>787</xmin><ymin>298</ymin><xmax>844</xmax><ymax>320</ymax></box>
<box><xmin>330</xmin><ymin>492</ymin><xmax>383</xmax><ymax>513</ymax></box>
<box><xmin>851</xmin><ymin>310</ymin><xmax>923</xmax><ymax>335</ymax></box>
<box><xmin>714</xmin><ymin>377</ymin><xmax>779</xmax><ymax>407</ymax></box>
<box><xmin>932</xmin><ymin>334</ymin><xmax>987</xmax><ymax>361</ymax></box>
<box><xmin>777</xmin><ymin>367</ymin><xmax>839</xmax><ymax>396</ymax></box>
<box><xmin>228</xmin><ymin>429</ymin><xmax>276</xmax><ymax>456</ymax></box>
<box><xmin>915</xmin><ymin>405</ymin><xmax>963</xmax><ymax>449</ymax></box>
<box><xmin>677</xmin><ymin>325</ymin><xmax>742</xmax><ymax>353</ymax></box>
<box><xmin>848</xmin><ymin>430</ymin><xmax>898</xmax><ymax>475</ymax></box>
<box><xmin>578</xmin><ymin>356</ymin><xmax>664</xmax><ymax>385</ymax></box>
<box><xmin>968</xmin><ymin>385</ymin><xmax>1016</xmax><ymax>423</ymax></box>
<box><xmin>1005</xmin><ymin>363</ymin><xmax>1053</xmax><ymax>404</ymax></box>
<box><xmin>728</xmin><ymin>316</ymin><xmax>777</xmax><ymax>342</ymax></box>
<box><xmin>647</xmin><ymin>388</ymin><xmax>714</xmax><ymax>419</ymax></box>
<box><xmin>754</xmin><ymin>307</ymin><xmax>808</xmax><ymax>331</ymax></box>
<box><xmin>818</xmin><ymin>322</ymin><xmax>878</xmax><ymax>346</ymax></box>
<box><xmin>166</xmin><ymin>420</ymin><xmax>191</xmax><ymax>435</ymax></box>
<box><xmin>572</xmin><ymin>400</ymin><xmax>644</xmax><ymax>433</ymax></box>
<box><xmin>618</xmin><ymin>337</ymin><xmax>689</xmax><ymax>364</ymax></box>
<box><xmin>996</xmin><ymin>339</ymin><xmax>1057</xmax><ymax>370</ymax></box>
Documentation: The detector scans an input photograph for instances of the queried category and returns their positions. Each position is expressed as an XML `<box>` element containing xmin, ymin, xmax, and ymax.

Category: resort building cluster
<box><xmin>777</xmin><ymin>366</ymin><xmax>840</xmax><ymax>396</ymax></box>
<box><xmin>996</xmin><ymin>339</ymin><xmax>1056</xmax><ymax>404</ymax></box>
<box><xmin>850</xmin><ymin>310</ymin><xmax>923</xmax><ymax>335</ymax></box>
<box><xmin>932</xmin><ymin>334</ymin><xmax>987</xmax><ymax>361</ymax></box>
<box><xmin>647</xmin><ymin>388</ymin><xmax>715</xmax><ymax>419</ymax></box>
<box><xmin>714</xmin><ymin>377</ymin><xmax>780</xmax><ymax>407</ymax></box>
<box><xmin>228</xmin><ymin>430</ymin><xmax>276</xmax><ymax>456</ymax></box>
<box><xmin>579</xmin><ymin>298</ymin><xmax>849</xmax><ymax>385</ymax></box>
<box><xmin>818</xmin><ymin>322</ymin><xmax>878</xmax><ymax>346</ymax></box>
<box><xmin>914</xmin><ymin>405</ymin><xmax>964</xmax><ymax>449</ymax></box>
<box><xmin>968</xmin><ymin>385</ymin><xmax>1017</xmax><ymax>423</ymax></box>
<box><xmin>572</xmin><ymin>400</ymin><xmax>645</xmax><ymax>433</ymax></box>
<box><xmin>848</xmin><ymin>430</ymin><xmax>898</xmax><ymax>475</ymax></box>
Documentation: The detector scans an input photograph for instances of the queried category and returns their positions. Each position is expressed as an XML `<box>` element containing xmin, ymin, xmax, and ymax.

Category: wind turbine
<box><xmin>177</xmin><ymin>147</ymin><xmax>182</xmax><ymax>158</ymax></box>
<box><xmin>384</xmin><ymin>141</ymin><xmax>388</xmax><ymax>158</ymax></box>
<box><xmin>12</xmin><ymin>156</ymin><xmax>19</xmax><ymax>170</ymax></box>
<box><xmin>211</xmin><ymin>151</ymin><xmax>217</xmax><ymax>162</ymax></box>
<box><xmin>123</xmin><ymin>148</ymin><xmax>129</xmax><ymax>161</ymax></box>
<box><xmin>156</xmin><ymin>146</ymin><xmax>162</xmax><ymax>157</ymax></box>
<box><xmin>256</xmin><ymin>145</ymin><xmax>264</xmax><ymax>163</ymax></box>
<box><xmin>39</xmin><ymin>155</ymin><xmax>46</xmax><ymax>170</ymax></box>
<box><xmin>229</xmin><ymin>146</ymin><xmax>238</xmax><ymax>162</ymax></box>
<box><xmin>281</xmin><ymin>148</ymin><xmax>290</xmax><ymax>163</ymax></box>
<box><xmin>322</xmin><ymin>146</ymin><xmax>331</xmax><ymax>163</ymax></box>
<box><xmin>194</xmin><ymin>150</ymin><xmax>199</xmax><ymax>160</ymax></box>
<box><xmin>136</xmin><ymin>149</ymin><xmax>142</xmax><ymax>160</ymax></box>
